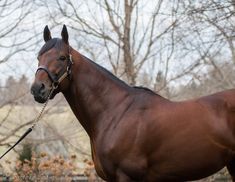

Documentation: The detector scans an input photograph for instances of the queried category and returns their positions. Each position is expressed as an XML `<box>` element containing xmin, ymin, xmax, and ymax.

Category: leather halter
<box><xmin>36</xmin><ymin>51</ymin><xmax>73</xmax><ymax>89</ymax></box>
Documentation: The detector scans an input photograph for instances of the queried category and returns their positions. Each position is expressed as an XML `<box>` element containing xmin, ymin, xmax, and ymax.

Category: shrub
<box><xmin>13</xmin><ymin>152</ymin><xmax>103</xmax><ymax>182</ymax></box>
<box><xmin>14</xmin><ymin>152</ymin><xmax>75</xmax><ymax>182</ymax></box>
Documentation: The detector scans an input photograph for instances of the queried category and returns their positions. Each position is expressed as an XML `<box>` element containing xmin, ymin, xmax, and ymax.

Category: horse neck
<box><xmin>63</xmin><ymin>49</ymin><xmax>131</xmax><ymax>137</ymax></box>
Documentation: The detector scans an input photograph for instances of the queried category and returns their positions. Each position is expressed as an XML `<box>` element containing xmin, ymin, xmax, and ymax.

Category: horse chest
<box><xmin>90</xmin><ymin>140</ymin><xmax>110</xmax><ymax>180</ymax></box>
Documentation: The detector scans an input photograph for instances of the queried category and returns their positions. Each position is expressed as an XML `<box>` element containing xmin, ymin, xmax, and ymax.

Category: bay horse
<box><xmin>31</xmin><ymin>25</ymin><xmax>235</xmax><ymax>181</ymax></box>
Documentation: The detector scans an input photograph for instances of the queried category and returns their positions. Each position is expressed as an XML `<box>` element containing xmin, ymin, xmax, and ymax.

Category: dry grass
<box><xmin>0</xmin><ymin>104</ymin><xmax>90</xmax><ymax>174</ymax></box>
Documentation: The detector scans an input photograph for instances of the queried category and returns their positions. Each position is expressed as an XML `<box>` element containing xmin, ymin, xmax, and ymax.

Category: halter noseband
<box><xmin>36</xmin><ymin>50</ymin><xmax>73</xmax><ymax>89</ymax></box>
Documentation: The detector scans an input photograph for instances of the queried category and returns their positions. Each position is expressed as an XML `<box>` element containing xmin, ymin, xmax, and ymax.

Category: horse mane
<box><xmin>133</xmin><ymin>86</ymin><xmax>164</xmax><ymax>97</ymax></box>
<box><xmin>133</xmin><ymin>86</ymin><xmax>155</xmax><ymax>93</ymax></box>
<box><xmin>82</xmin><ymin>55</ymin><xmax>130</xmax><ymax>87</ymax></box>
<box><xmin>82</xmin><ymin>55</ymin><xmax>164</xmax><ymax>98</ymax></box>
<box><xmin>38</xmin><ymin>38</ymin><xmax>62</xmax><ymax>56</ymax></box>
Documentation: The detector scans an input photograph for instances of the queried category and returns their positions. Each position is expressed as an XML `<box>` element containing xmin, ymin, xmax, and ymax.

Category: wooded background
<box><xmin>0</xmin><ymin>0</ymin><xmax>234</xmax><ymax>181</ymax></box>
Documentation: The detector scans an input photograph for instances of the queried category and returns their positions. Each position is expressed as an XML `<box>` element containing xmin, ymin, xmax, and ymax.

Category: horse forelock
<box><xmin>38</xmin><ymin>38</ymin><xmax>63</xmax><ymax>56</ymax></box>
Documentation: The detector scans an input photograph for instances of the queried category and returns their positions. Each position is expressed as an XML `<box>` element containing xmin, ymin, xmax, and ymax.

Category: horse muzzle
<box><xmin>31</xmin><ymin>81</ymin><xmax>52</xmax><ymax>103</ymax></box>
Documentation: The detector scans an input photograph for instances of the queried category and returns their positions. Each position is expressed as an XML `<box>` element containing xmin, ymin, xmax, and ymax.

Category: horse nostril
<box><xmin>41</xmin><ymin>83</ymin><xmax>45</xmax><ymax>90</ymax></box>
<box><xmin>39</xmin><ymin>83</ymin><xmax>46</xmax><ymax>95</ymax></box>
<box><xmin>31</xmin><ymin>82</ymin><xmax>46</xmax><ymax>96</ymax></box>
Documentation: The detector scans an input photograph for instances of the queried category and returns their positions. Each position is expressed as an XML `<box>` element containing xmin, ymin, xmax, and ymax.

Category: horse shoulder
<box><xmin>95</xmin><ymin>92</ymin><xmax>161</xmax><ymax>179</ymax></box>
<box><xmin>90</xmin><ymin>140</ymin><xmax>109</xmax><ymax>180</ymax></box>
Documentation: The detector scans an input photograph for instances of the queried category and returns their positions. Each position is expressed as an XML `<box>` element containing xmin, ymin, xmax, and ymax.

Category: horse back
<box><xmin>199</xmin><ymin>89</ymin><xmax>235</xmax><ymax>111</ymax></box>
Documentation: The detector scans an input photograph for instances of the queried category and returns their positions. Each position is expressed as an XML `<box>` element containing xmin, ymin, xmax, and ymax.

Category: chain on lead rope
<box><xmin>31</xmin><ymin>88</ymin><xmax>54</xmax><ymax>129</ymax></box>
<box><xmin>0</xmin><ymin>88</ymin><xmax>55</xmax><ymax>160</ymax></box>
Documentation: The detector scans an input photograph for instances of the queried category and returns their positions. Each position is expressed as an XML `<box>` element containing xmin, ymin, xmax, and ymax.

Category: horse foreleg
<box><xmin>227</xmin><ymin>159</ymin><xmax>235</xmax><ymax>182</ymax></box>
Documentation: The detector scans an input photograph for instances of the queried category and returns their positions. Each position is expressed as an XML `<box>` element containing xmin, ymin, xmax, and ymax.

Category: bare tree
<box><xmin>173</xmin><ymin>0</ymin><xmax>235</xmax><ymax>90</ymax></box>
<box><xmin>0</xmin><ymin>0</ymin><xmax>34</xmax><ymax>64</ymax></box>
<box><xmin>0</xmin><ymin>0</ymin><xmax>89</xmax><ymax>165</ymax></box>
<box><xmin>0</xmin><ymin>0</ymin><xmax>33</xmax><ymax>154</ymax></box>
<box><xmin>42</xmin><ymin>0</ymin><xmax>182</xmax><ymax>86</ymax></box>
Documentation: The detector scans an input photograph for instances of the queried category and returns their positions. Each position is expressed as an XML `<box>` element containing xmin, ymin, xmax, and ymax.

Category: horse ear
<box><xmin>61</xmin><ymin>24</ymin><xmax>69</xmax><ymax>44</ymax></box>
<box><xmin>43</xmin><ymin>25</ymin><xmax>52</xmax><ymax>42</ymax></box>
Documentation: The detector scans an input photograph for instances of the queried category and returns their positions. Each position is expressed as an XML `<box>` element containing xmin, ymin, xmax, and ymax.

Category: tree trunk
<box><xmin>123</xmin><ymin>0</ymin><xmax>135</xmax><ymax>85</ymax></box>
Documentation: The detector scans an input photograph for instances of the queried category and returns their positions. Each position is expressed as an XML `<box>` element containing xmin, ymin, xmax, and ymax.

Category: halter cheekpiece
<box><xmin>36</xmin><ymin>47</ymin><xmax>73</xmax><ymax>89</ymax></box>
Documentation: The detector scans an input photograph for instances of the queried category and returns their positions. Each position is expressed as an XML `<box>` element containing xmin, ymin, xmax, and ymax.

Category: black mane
<box><xmin>133</xmin><ymin>86</ymin><xmax>164</xmax><ymax>98</ymax></box>
<box><xmin>133</xmin><ymin>86</ymin><xmax>156</xmax><ymax>93</ymax></box>
<box><xmin>38</xmin><ymin>38</ymin><xmax>62</xmax><ymax>56</ymax></box>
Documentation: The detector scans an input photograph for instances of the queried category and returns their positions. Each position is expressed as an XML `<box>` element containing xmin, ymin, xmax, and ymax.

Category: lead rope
<box><xmin>0</xmin><ymin>87</ymin><xmax>55</xmax><ymax>160</ymax></box>
<box><xmin>0</xmin><ymin>51</ymin><xmax>72</xmax><ymax>160</ymax></box>
<box><xmin>31</xmin><ymin>87</ymin><xmax>55</xmax><ymax>130</ymax></box>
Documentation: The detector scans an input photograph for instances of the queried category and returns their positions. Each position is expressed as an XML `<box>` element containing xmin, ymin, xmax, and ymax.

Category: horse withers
<box><xmin>31</xmin><ymin>25</ymin><xmax>235</xmax><ymax>181</ymax></box>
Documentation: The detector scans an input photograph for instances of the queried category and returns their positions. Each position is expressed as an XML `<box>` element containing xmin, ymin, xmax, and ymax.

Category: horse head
<box><xmin>31</xmin><ymin>25</ymin><xmax>73</xmax><ymax>103</ymax></box>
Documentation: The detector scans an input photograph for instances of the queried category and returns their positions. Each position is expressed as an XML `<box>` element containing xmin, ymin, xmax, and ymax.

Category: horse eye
<box><xmin>59</xmin><ymin>56</ymin><xmax>66</xmax><ymax>61</ymax></box>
